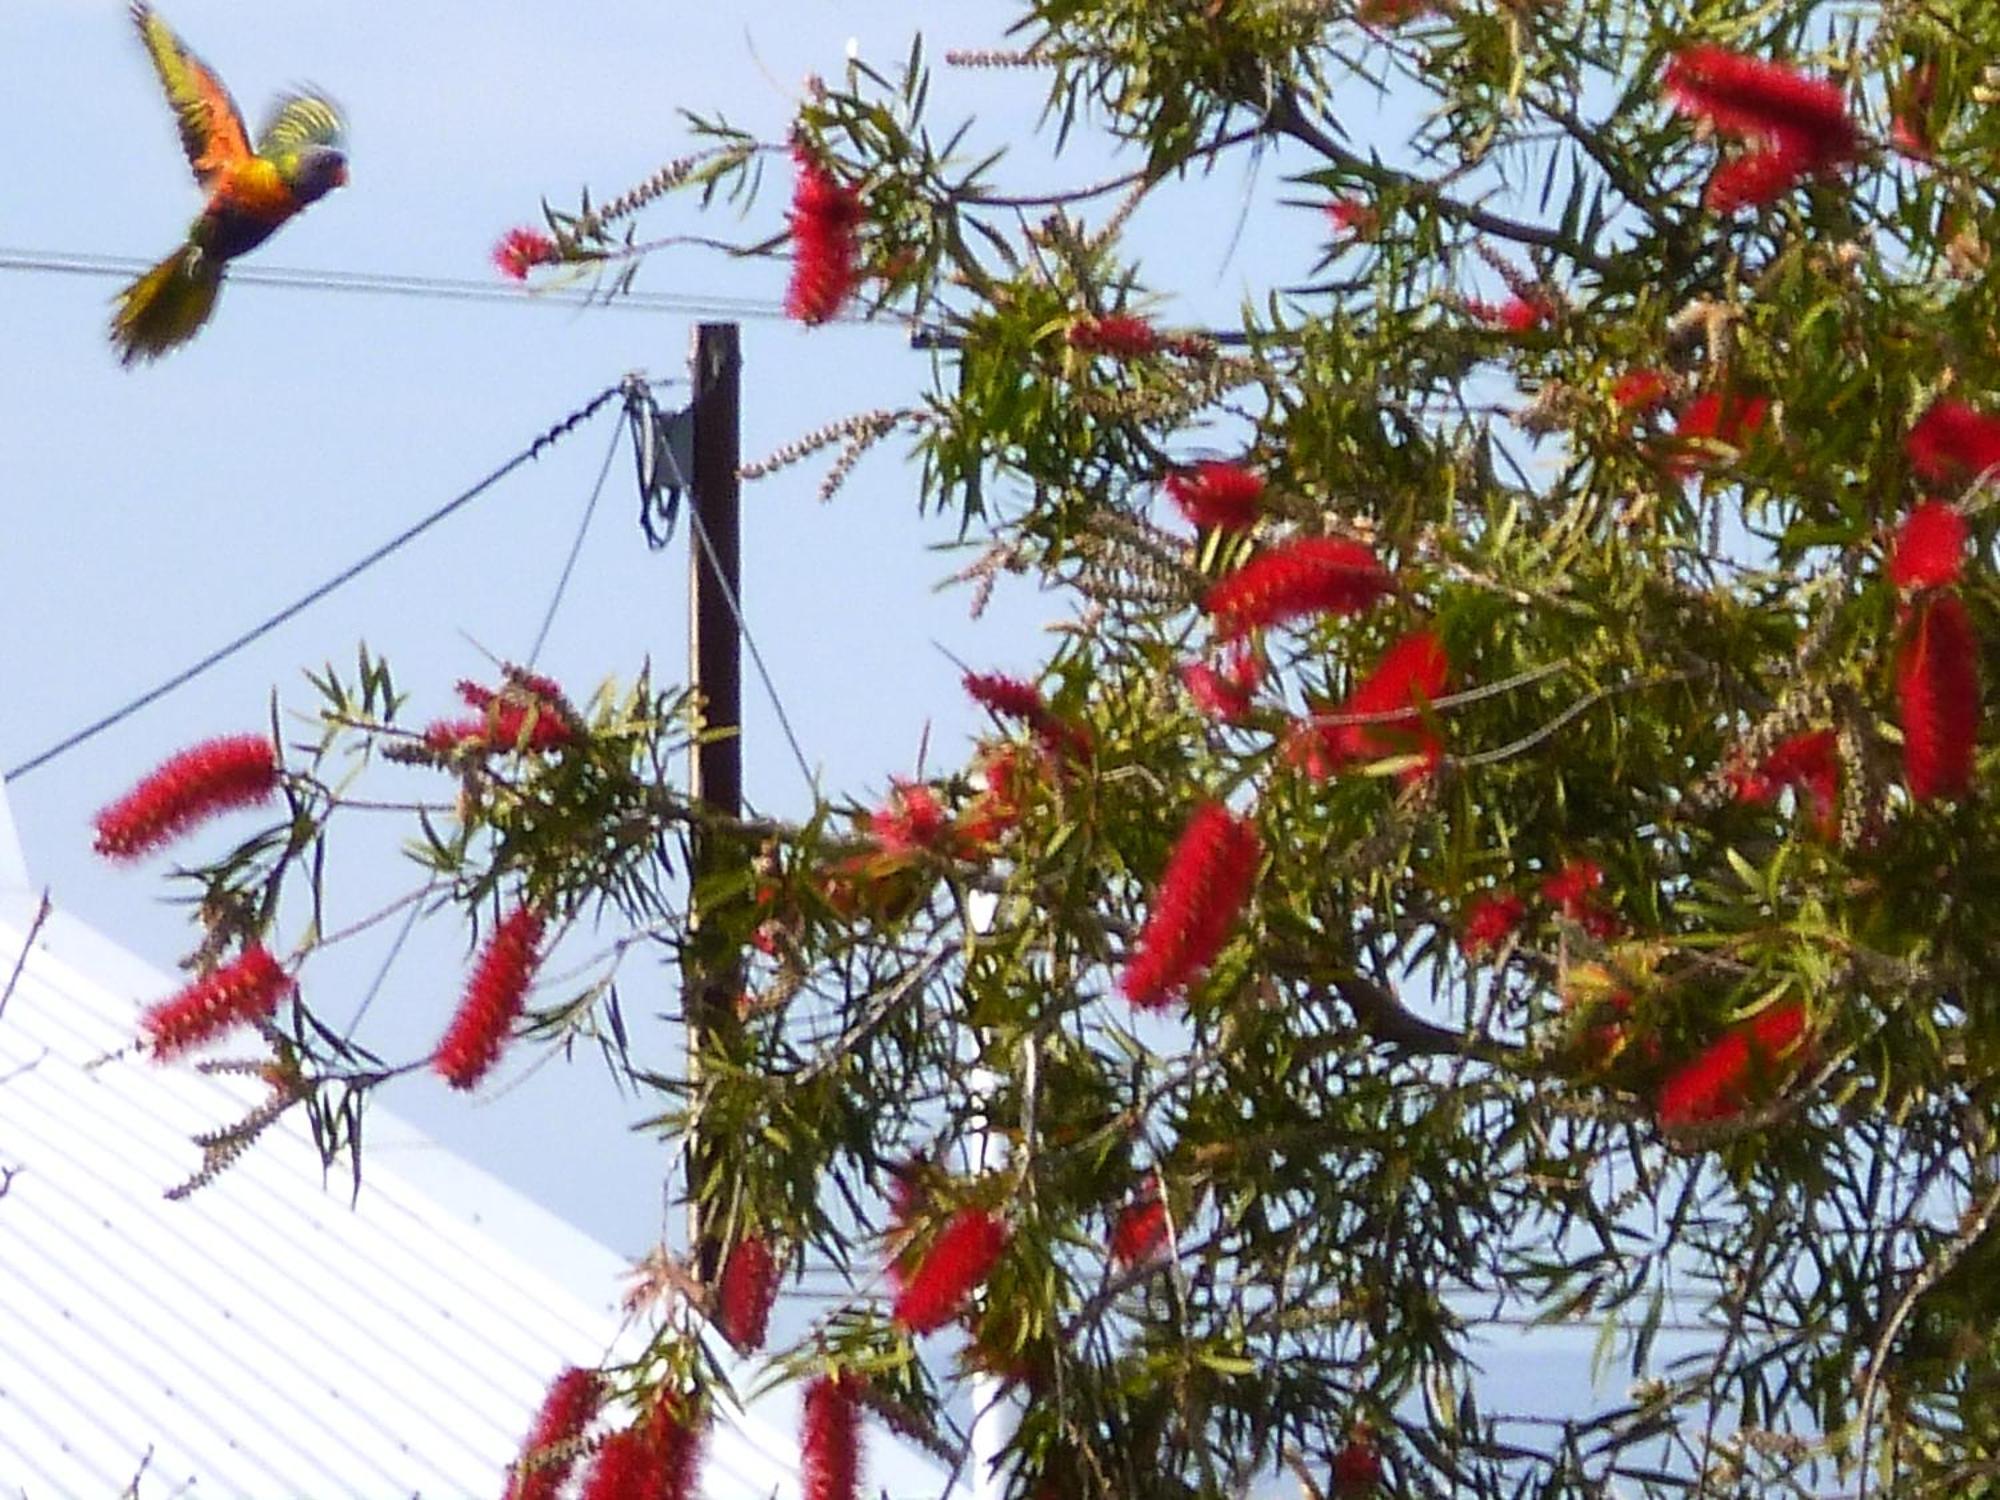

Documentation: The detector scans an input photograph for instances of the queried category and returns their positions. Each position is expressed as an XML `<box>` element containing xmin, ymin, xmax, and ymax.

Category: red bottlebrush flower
<box><xmin>957</xmin><ymin>746</ymin><xmax>1029</xmax><ymax>847</ymax></box>
<box><xmin>1327</xmin><ymin>629</ymin><xmax>1450</xmax><ymax>782</ymax></box>
<box><xmin>1203</xmin><ymin>536</ymin><xmax>1392</xmax><ymax>641</ymax></box>
<box><xmin>1907</xmin><ymin>400</ymin><xmax>2000</xmax><ymax>489</ymax></box>
<box><xmin>1540</xmin><ymin>857</ymin><xmax>1601</xmax><ymax>911</ymax></box>
<box><xmin>577</xmin><ymin>1426</ymin><xmax>652</xmax><ymax>1500</ymax></box>
<box><xmin>1657</xmin><ymin>1000</ymin><xmax>1808</xmax><ymax>1128</ymax></box>
<box><xmin>1110</xmin><ymin>1178</ymin><xmax>1168</xmax><ymax>1267</ymax></box>
<box><xmin>649</xmin><ymin>1399</ymin><xmax>705</xmax><ymax>1500</ymax></box>
<box><xmin>504</xmin><ymin>1366</ymin><xmax>602</xmax><ymax>1500</ymax></box>
<box><xmin>963</xmin><ymin>671</ymin><xmax>1048</xmax><ymax>723</ymax></box>
<box><xmin>717</xmin><ymin>1235</ymin><xmax>780</xmax><ymax>1353</ymax></box>
<box><xmin>785</xmin><ymin>145</ymin><xmax>864</xmax><ymax>326</ymax></box>
<box><xmin>1730</xmin><ymin>729</ymin><xmax>1840</xmax><ymax>836</ymax></box>
<box><xmin>493</xmin><ymin>227</ymin><xmax>560</xmax><ymax>282</ymax></box>
<box><xmin>893</xmin><ymin>1206</ymin><xmax>1007</xmax><ymax>1334</ymax></box>
<box><xmin>801</xmin><ymin>1375</ymin><xmax>863</xmax><ymax>1500</ymax></box>
<box><xmin>1466</xmin><ymin>294</ymin><xmax>1553</xmax><ymax>332</ymax></box>
<box><xmin>1165</xmin><ymin>461</ymin><xmax>1265</xmax><ymax>531</ymax></box>
<box><xmin>1331</xmin><ymin>1429</ymin><xmax>1384</xmax><ymax>1494</ymax></box>
<box><xmin>1663</xmin><ymin>46</ymin><xmax>1855</xmax><ymax>162</ymax></box>
<box><xmin>871</xmin><ymin>781</ymin><xmax>953</xmax><ymax>856</ymax></box>
<box><xmin>1118</xmin><ymin>802</ymin><xmax>1262</xmax><ymax>1009</ymax></box>
<box><xmin>461</xmin><ymin>671</ymin><xmax>567</xmax><ymax>712</ymax></box>
<box><xmin>1705</xmin><ymin>134</ymin><xmax>1829</xmax><ymax>212</ymax></box>
<box><xmin>1326</xmin><ymin>196</ymin><xmax>1380</xmax><ymax>236</ymax></box>
<box><xmin>1066</xmin><ymin>313</ymin><xmax>1160</xmax><ymax>358</ymax></box>
<box><xmin>425</xmin><ymin>679</ymin><xmax>573</xmax><ymax>755</ymax></box>
<box><xmin>1541</xmin><ymin>858</ymin><xmax>1619</xmax><ymax>940</ymax></box>
<box><xmin>433</xmin><ymin>905</ymin><xmax>547</xmax><ymax>1090</ymax></box>
<box><xmin>1181</xmin><ymin>646</ymin><xmax>1263</xmax><ymax>724</ymax></box>
<box><xmin>1890</xmin><ymin>501</ymin><xmax>1969</xmax><ymax>591</ymax></box>
<box><xmin>1612</xmin><ymin>369</ymin><xmax>1673</xmax><ymax>415</ymax></box>
<box><xmin>93</xmin><ymin>734</ymin><xmax>280</xmax><ymax>861</ymax></box>
<box><xmin>1670</xmin><ymin>389</ymin><xmax>1768</xmax><ymax>475</ymax></box>
<box><xmin>141</xmin><ymin>944</ymin><xmax>293</xmax><ymax>1060</ymax></box>
<box><xmin>1898</xmin><ymin>591</ymin><xmax>1981</xmax><ymax>802</ymax></box>
<box><xmin>1460</xmin><ymin>891</ymin><xmax>1526</xmax><ymax>957</ymax></box>
<box><xmin>960</xmin><ymin>672</ymin><xmax>1090</xmax><ymax>762</ymax></box>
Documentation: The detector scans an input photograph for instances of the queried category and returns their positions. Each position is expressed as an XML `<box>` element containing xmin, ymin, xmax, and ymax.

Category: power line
<box><xmin>5</xmin><ymin>383</ymin><xmax>626</xmax><ymax>782</ymax></box>
<box><xmin>0</xmin><ymin>246</ymin><xmax>798</xmax><ymax>322</ymax></box>
<box><xmin>529</xmin><ymin>417</ymin><xmax>624</xmax><ymax>666</ymax></box>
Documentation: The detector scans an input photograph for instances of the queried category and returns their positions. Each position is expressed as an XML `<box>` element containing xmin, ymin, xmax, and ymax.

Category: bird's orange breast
<box><xmin>210</xmin><ymin>156</ymin><xmax>295</xmax><ymax>221</ymax></box>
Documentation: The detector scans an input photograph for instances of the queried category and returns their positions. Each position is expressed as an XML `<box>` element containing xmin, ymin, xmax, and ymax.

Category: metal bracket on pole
<box><xmin>622</xmin><ymin>373</ymin><xmax>695</xmax><ymax>550</ymax></box>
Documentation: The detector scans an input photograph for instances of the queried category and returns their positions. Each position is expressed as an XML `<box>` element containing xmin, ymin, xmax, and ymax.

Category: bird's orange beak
<box><xmin>332</xmin><ymin>161</ymin><xmax>350</xmax><ymax>188</ymax></box>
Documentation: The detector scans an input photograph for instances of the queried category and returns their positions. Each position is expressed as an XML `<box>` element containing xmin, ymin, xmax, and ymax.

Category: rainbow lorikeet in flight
<box><xmin>113</xmin><ymin>3</ymin><xmax>348</xmax><ymax>365</ymax></box>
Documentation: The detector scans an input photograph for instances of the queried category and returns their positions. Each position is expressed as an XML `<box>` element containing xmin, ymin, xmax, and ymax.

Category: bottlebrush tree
<box><xmin>98</xmin><ymin>2</ymin><xmax>2000</xmax><ymax>1496</ymax></box>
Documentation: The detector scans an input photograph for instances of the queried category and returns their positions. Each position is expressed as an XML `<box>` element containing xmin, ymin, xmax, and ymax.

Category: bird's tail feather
<box><xmin>110</xmin><ymin>245</ymin><xmax>224</xmax><ymax>366</ymax></box>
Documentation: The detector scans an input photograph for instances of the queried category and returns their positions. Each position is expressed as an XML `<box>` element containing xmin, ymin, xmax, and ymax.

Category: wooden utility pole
<box><xmin>684</xmin><ymin>323</ymin><xmax>742</xmax><ymax>1284</ymax></box>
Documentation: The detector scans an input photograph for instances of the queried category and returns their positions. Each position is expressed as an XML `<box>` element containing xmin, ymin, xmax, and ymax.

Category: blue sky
<box><xmin>0</xmin><ymin>0</ymin><xmax>1319</xmax><ymax>1252</ymax></box>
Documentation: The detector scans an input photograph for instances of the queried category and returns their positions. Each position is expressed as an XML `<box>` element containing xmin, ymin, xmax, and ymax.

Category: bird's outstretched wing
<box><xmin>254</xmin><ymin>92</ymin><xmax>345</xmax><ymax>170</ymax></box>
<box><xmin>129</xmin><ymin>2</ymin><xmax>251</xmax><ymax>189</ymax></box>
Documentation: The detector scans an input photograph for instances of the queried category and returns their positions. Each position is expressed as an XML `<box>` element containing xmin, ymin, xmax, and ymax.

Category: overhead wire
<box><xmin>5</xmin><ymin>383</ymin><xmax>627</xmax><ymax>782</ymax></box>
<box><xmin>0</xmin><ymin>246</ymin><xmax>799</xmax><ymax>321</ymax></box>
<box><xmin>648</xmin><ymin>392</ymin><xmax>820</xmax><ymax>797</ymax></box>
<box><xmin>528</xmin><ymin>417</ymin><xmax>625</xmax><ymax>667</ymax></box>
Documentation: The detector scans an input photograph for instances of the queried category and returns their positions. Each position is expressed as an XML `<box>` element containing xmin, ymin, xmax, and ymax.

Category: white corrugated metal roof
<box><xmin>0</xmin><ymin>793</ymin><xmax>959</xmax><ymax>1499</ymax></box>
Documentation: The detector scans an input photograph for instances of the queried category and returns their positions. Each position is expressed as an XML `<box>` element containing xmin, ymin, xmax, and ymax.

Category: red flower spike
<box><xmin>433</xmin><ymin>905</ymin><xmax>547</xmax><ymax>1090</ymax></box>
<box><xmin>505</xmin><ymin>1366</ymin><xmax>602</xmax><ymax>1500</ymax></box>
<box><xmin>1119</xmin><ymin>802</ymin><xmax>1262</xmax><ymax>1009</ymax></box>
<box><xmin>1332</xmin><ymin>1443</ymin><xmax>1384</xmax><ymax>1495</ymax></box>
<box><xmin>423</xmin><ymin>682</ymin><xmax>573</xmax><ymax>755</ymax></box>
<box><xmin>1907</xmin><ymin>400</ymin><xmax>2000</xmax><ymax>489</ymax></box>
<box><xmin>1466</xmin><ymin>294</ymin><xmax>1552</xmax><ymax>332</ymax></box>
<box><xmin>1327</xmin><ymin>629</ymin><xmax>1450</xmax><ymax>783</ymax></box>
<box><xmin>1657</xmin><ymin>1001</ymin><xmax>1808</xmax><ymax>1128</ymax></box>
<box><xmin>959</xmin><ymin>672</ymin><xmax>1089</xmax><ymax>763</ymax></box>
<box><xmin>1066</xmin><ymin>314</ymin><xmax>1160</xmax><ymax>358</ymax></box>
<box><xmin>494</xmin><ymin>227</ymin><xmax>560</xmax><ymax>282</ymax></box>
<box><xmin>717</xmin><ymin>1235</ymin><xmax>780</xmax><ymax>1353</ymax></box>
<box><xmin>93</xmin><ymin>734</ymin><xmax>280</xmax><ymax>861</ymax></box>
<box><xmin>1202</xmin><ymin>536</ymin><xmax>1391</xmax><ymax>640</ymax></box>
<box><xmin>1541</xmin><ymin>858</ymin><xmax>1619</xmax><ymax>939</ymax></box>
<box><xmin>1165</xmin><ymin>461</ymin><xmax>1265</xmax><ymax>532</ymax></box>
<box><xmin>1612</xmin><ymin>369</ymin><xmax>1673</xmax><ymax>415</ymax></box>
<box><xmin>141</xmin><ymin>945</ymin><xmax>294</xmax><ymax>1060</ymax></box>
<box><xmin>1890</xmin><ymin>501</ymin><xmax>1969</xmax><ymax>591</ymax></box>
<box><xmin>963</xmin><ymin>671</ymin><xmax>1048</xmax><ymax>723</ymax></box>
<box><xmin>1460</xmin><ymin>891</ymin><xmax>1526</xmax><ymax>957</ymax></box>
<box><xmin>1181</xmin><ymin>647</ymin><xmax>1263</xmax><ymax>724</ymax></box>
<box><xmin>1670</xmin><ymin>390</ymin><xmax>1768</xmax><ymax>475</ymax></box>
<box><xmin>1730</xmin><ymin>729</ymin><xmax>1840</xmax><ymax>837</ymax></box>
<box><xmin>577</xmin><ymin>1426</ymin><xmax>652</xmax><ymax>1500</ymax></box>
<box><xmin>894</xmin><ymin>1206</ymin><xmax>1007</xmax><ymax>1334</ymax></box>
<box><xmin>1663</xmin><ymin>46</ymin><xmax>1855</xmax><ymax>163</ymax></box>
<box><xmin>1705</xmin><ymin>137</ymin><xmax>1821</xmax><ymax>212</ymax></box>
<box><xmin>1110</xmin><ymin>1178</ymin><xmax>1169</xmax><ymax>1267</ymax></box>
<box><xmin>648</xmin><ymin>1399</ymin><xmax>705</xmax><ymax>1500</ymax></box>
<box><xmin>801</xmin><ymin>1375</ymin><xmax>863</xmax><ymax>1500</ymax></box>
<box><xmin>871</xmin><ymin>781</ymin><xmax>953</xmax><ymax>856</ymax></box>
<box><xmin>786</xmin><ymin>145</ymin><xmax>864</xmax><ymax>326</ymax></box>
<box><xmin>1899</xmin><ymin>591</ymin><xmax>1981</xmax><ymax>802</ymax></box>
<box><xmin>1326</xmin><ymin>197</ymin><xmax>1380</xmax><ymax>236</ymax></box>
